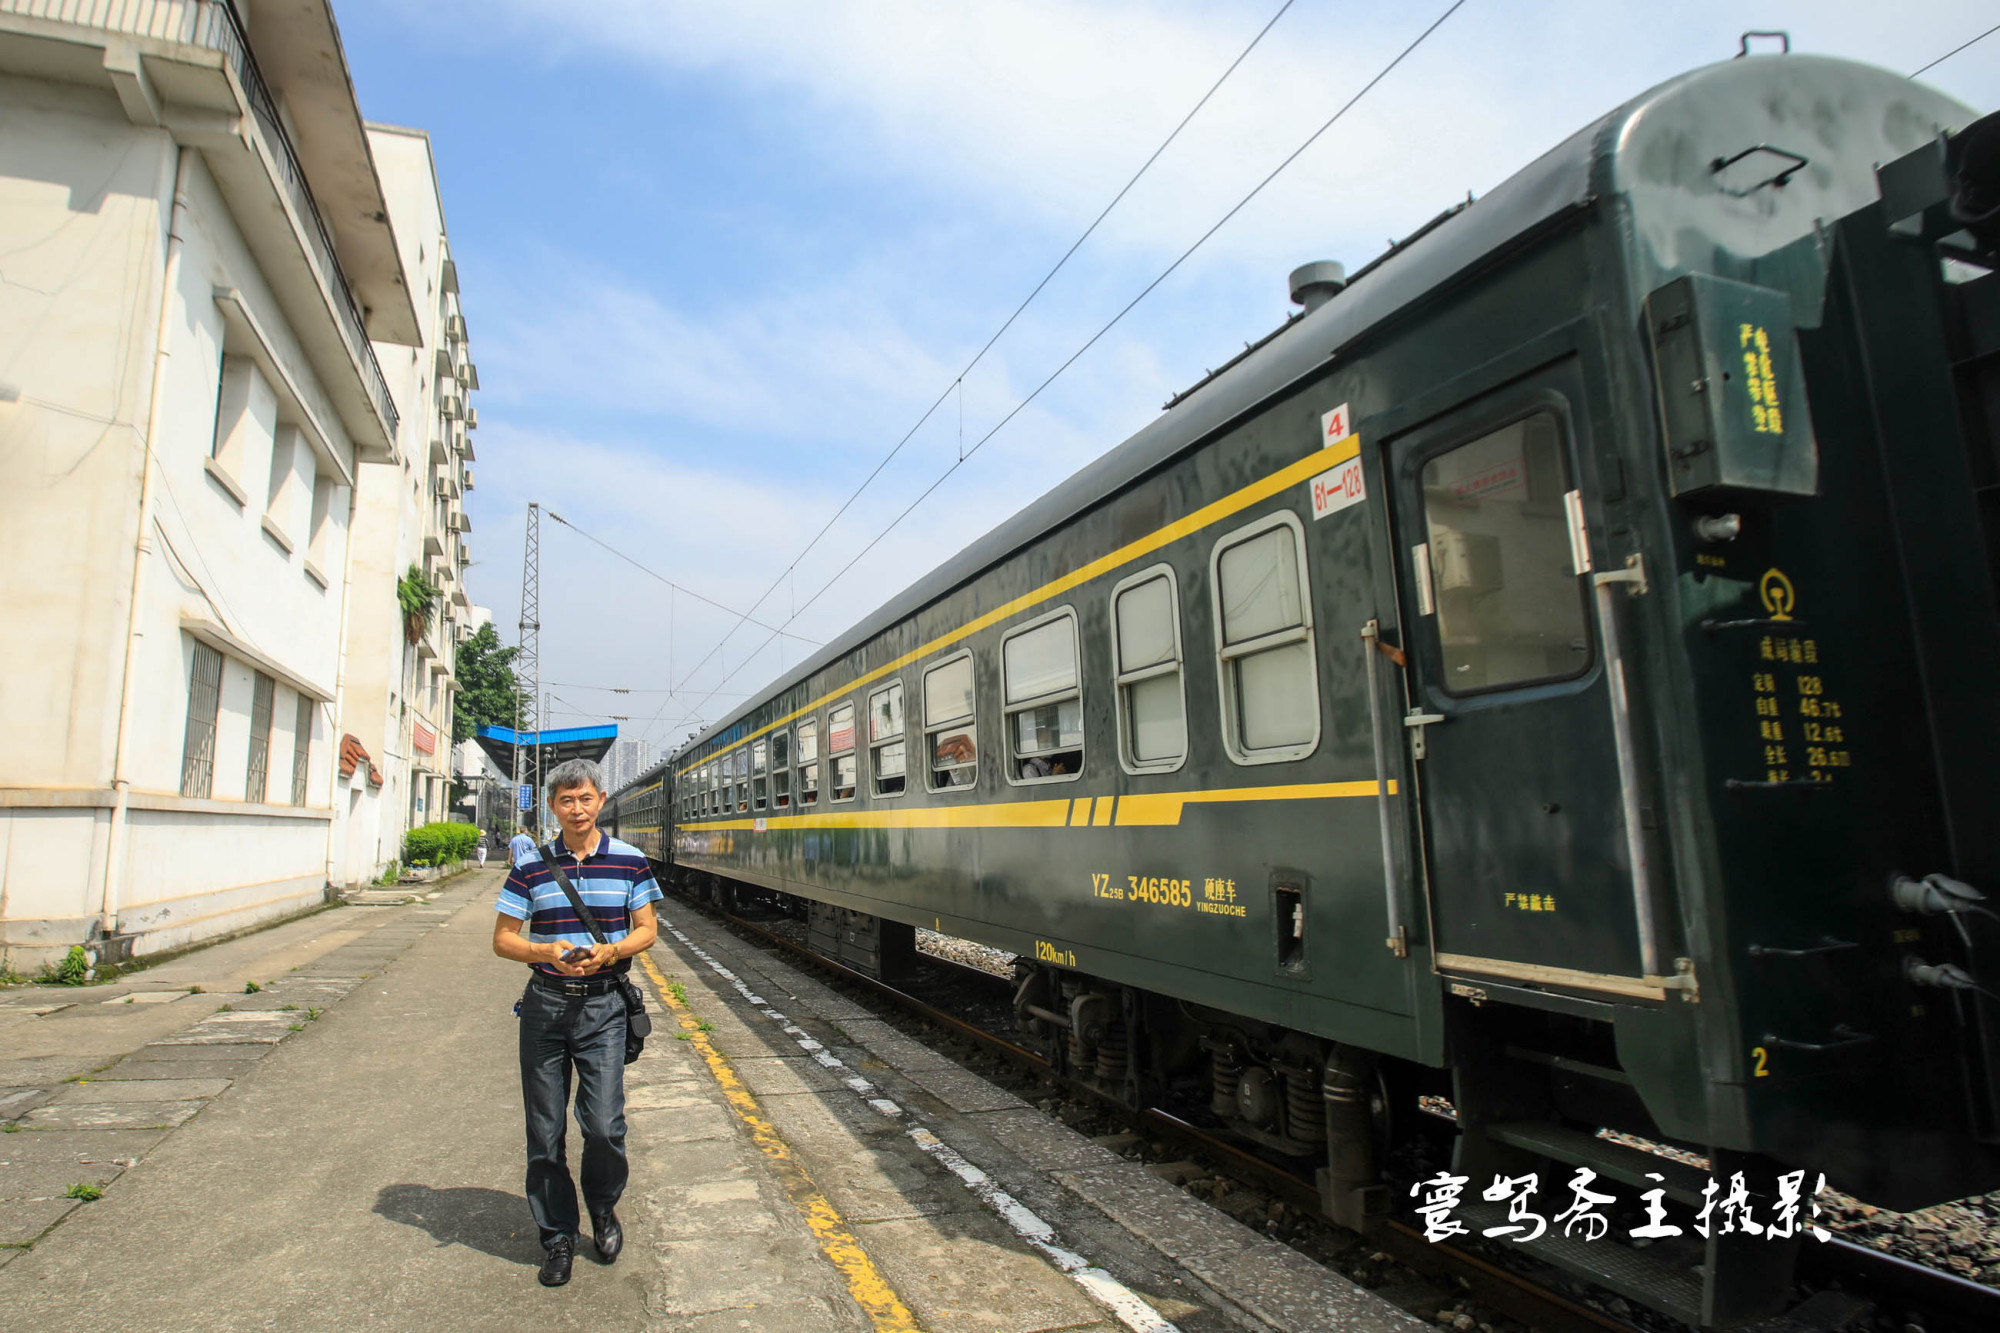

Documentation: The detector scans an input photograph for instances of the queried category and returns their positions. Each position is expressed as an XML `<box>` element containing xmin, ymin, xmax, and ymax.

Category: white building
<box><xmin>327</xmin><ymin>122</ymin><xmax>477</xmax><ymax>887</ymax></box>
<box><xmin>0</xmin><ymin>1</ymin><xmax>425</xmax><ymax>969</ymax></box>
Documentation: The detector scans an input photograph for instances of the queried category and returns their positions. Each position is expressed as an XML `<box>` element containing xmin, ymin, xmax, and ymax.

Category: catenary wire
<box><xmin>1911</xmin><ymin>20</ymin><xmax>2000</xmax><ymax>78</ymax></box>
<box><xmin>543</xmin><ymin>508</ymin><xmax>820</xmax><ymax>646</ymax></box>
<box><xmin>657</xmin><ymin>0</ymin><xmax>1300</xmax><ymax>713</ymax></box>
<box><xmin>673</xmin><ymin>0</ymin><xmax>1470</xmax><ymax>730</ymax></box>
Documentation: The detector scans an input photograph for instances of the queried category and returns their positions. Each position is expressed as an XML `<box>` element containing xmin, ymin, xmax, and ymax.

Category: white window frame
<box><xmin>734</xmin><ymin>748</ymin><xmax>749</xmax><ymax>812</ymax></box>
<box><xmin>751</xmin><ymin>737</ymin><xmax>769</xmax><ymax>811</ymax></box>
<box><xmin>1109</xmin><ymin>563</ymin><xmax>1189</xmax><ymax>775</ymax></box>
<box><xmin>921</xmin><ymin>651</ymin><xmax>979</xmax><ymax>795</ymax></box>
<box><xmin>867</xmin><ymin>679</ymin><xmax>908</xmax><ymax>799</ymax></box>
<box><xmin>796</xmin><ymin>717</ymin><xmax>821</xmax><ymax>807</ymax></box>
<box><xmin>1001</xmin><ymin>606</ymin><xmax>1084</xmax><ymax>787</ymax></box>
<box><xmin>771</xmin><ymin>728</ymin><xmax>792</xmax><ymax>809</ymax></box>
<box><xmin>828</xmin><ymin>701</ymin><xmax>858</xmax><ymax>803</ymax></box>
<box><xmin>1209</xmin><ymin>510</ymin><xmax>1321</xmax><ymax>765</ymax></box>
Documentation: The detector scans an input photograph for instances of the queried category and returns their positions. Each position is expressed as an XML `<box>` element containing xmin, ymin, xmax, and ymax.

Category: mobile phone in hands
<box><xmin>561</xmin><ymin>946</ymin><xmax>594</xmax><ymax>964</ymax></box>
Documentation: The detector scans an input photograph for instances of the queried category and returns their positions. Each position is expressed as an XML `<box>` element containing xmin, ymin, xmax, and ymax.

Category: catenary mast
<box><xmin>514</xmin><ymin>502</ymin><xmax>541</xmax><ymax>837</ymax></box>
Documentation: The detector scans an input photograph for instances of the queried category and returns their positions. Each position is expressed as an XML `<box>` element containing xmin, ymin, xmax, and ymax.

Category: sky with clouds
<box><xmin>338</xmin><ymin>0</ymin><xmax>2000</xmax><ymax>760</ymax></box>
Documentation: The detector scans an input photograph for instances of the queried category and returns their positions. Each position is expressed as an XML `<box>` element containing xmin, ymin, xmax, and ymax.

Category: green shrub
<box><xmin>402</xmin><ymin>821</ymin><xmax>479</xmax><ymax>868</ymax></box>
<box><xmin>44</xmin><ymin>945</ymin><xmax>91</xmax><ymax>986</ymax></box>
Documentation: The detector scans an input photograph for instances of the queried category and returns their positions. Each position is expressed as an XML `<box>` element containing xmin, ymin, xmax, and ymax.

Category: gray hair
<box><xmin>545</xmin><ymin>758</ymin><xmax>605</xmax><ymax>797</ymax></box>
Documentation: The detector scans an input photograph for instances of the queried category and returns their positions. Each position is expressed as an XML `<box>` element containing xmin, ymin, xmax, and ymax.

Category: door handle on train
<box><xmin>1403</xmin><ymin>709</ymin><xmax>1446</xmax><ymax>761</ymax></box>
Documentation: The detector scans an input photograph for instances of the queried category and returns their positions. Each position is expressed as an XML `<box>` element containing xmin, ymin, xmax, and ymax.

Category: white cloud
<box><xmin>428</xmin><ymin>0</ymin><xmax>2000</xmax><ymax>753</ymax></box>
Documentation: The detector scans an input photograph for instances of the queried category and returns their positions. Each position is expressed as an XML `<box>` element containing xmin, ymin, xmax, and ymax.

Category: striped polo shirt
<box><xmin>497</xmin><ymin>833</ymin><xmax>662</xmax><ymax>978</ymax></box>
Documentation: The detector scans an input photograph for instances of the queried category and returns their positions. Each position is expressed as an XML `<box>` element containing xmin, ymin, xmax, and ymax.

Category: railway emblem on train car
<box><xmin>1759</xmin><ymin>568</ymin><xmax>1796</xmax><ymax>621</ymax></box>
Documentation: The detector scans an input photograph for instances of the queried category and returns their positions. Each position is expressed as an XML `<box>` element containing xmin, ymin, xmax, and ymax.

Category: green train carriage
<box><xmin>649</xmin><ymin>53</ymin><xmax>2000</xmax><ymax>1327</ymax></box>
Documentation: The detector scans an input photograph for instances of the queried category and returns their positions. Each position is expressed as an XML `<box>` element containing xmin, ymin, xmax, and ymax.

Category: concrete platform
<box><xmin>0</xmin><ymin>867</ymin><xmax>1421</xmax><ymax>1331</ymax></box>
<box><xmin>647</xmin><ymin>905</ymin><xmax>1427</xmax><ymax>1333</ymax></box>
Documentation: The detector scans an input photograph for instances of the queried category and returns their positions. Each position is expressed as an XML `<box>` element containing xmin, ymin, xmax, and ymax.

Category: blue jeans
<box><xmin>518</xmin><ymin>981</ymin><xmax>628</xmax><ymax>1249</ymax></box>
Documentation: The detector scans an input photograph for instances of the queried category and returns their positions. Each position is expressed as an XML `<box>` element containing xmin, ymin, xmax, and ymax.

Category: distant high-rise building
<box><xmin>603</xmin><ymin>737</ymin><xmax>653</xmax><ymax>793</ymax></box>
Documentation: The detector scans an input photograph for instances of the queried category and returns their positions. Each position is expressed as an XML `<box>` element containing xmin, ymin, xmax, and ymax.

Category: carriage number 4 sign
<box><xmin>1310</xmin><ymin>402</ymin><xmax>1365</xmax><ymax>520</ymax></box>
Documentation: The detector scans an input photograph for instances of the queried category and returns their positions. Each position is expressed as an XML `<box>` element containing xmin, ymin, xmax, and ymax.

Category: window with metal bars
<box><xmin>180</xmin><ymin>641</ymin><xmax>223</xmax><ymax>798</ymax></box>
<box><xmin>290</xmin><ymin>693</ymin><xmax>312</xmax><ymax>805</ymax></box>
<box><xmin>247</xmin><ymin>672</ymin><xmax>276</xmax><ymax>802</ymax></box>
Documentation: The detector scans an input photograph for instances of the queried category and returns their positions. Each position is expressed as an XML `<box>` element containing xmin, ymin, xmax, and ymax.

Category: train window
<box><xmin>703</xmin><ymin>762</ymin><xmax>716</xmax><ymax>816</ymax></box>
<box><xmin>1003</xmin><ymin>608</ymin><xmax>1083</xmax><ymax>783</ymax></box>
<box><xmin>1211</xmin><ymin>512</ymin><xmax>1320</xmax><ymax>764</ymax></box>
<box><xmin>869</xmin><ymin>680</ymin><xmax>906</xmax><ymax>797</ymax></box>
<box><xmin>829</xmin><ymin>702</ymin><xmax>857</xmax><ymax>801</ymax></box>
<box><xmin>737</xmin><ymin>749</ymin><xmax>751</xmax><ymax>813</ymax></box>
<box><xmin>771</xmin><ymin>730</ymin><xmax>791</xmax><ymax>808</ymax></box>
<box><xmin>1418</xmin><ymin>411</ymin><xmax>1590</xmax><ymax>693</ymax></box>
<box><xmin>923</xmin><ymin>654</ymin><xmax>977</xmax><ymax>792</ymax></box>
<box><xmin>751</xmin><ymin>739</ymin><xmax>769</xmax><ymax>810</ymax></box>
<box><xmin>1110</xmin><ymin>565</ymin><xmax>1187</xmax><ymax>773</ymax></box>
<box><xmin>797</xmin><ymin>718</ymin><xmax>820</xmax><ymax>806</ymax></box>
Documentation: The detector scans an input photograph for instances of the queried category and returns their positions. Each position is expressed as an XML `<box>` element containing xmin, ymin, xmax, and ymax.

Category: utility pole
<box><xmin>514</xmin><ymin>502</ymin><xmax>541</xmax><ymax>838</ymax></box>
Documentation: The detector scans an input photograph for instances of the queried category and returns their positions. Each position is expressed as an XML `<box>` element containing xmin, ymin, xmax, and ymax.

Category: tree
<box><xmin>454</xmin><ymin>622</ymin><xmax>520</xmax><ymax>744</ymax></box>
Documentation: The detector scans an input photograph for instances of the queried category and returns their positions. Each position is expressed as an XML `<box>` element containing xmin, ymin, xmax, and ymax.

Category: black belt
<box><xmin>530</xmin><ymin>966</ymin><xmax>630</xmax><ymax>997</ymax></box>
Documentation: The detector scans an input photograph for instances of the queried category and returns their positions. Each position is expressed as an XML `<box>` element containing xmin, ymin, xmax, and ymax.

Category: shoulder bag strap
<box><xmin>536</xmin><ymin>843</ymin><xmax>608</xmax><ymax>945</ymax></box>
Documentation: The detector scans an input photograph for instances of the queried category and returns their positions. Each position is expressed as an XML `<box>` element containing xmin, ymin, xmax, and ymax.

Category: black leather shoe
<box><xmin>538</xmin><ymin>1235</ymin><xmax>574</xmax><ymax>1287</ymax></box>
<box><xmin>592</xmin><ymin>1209</ymin><xmax>623</xmax><ymax>1263</ymax></box>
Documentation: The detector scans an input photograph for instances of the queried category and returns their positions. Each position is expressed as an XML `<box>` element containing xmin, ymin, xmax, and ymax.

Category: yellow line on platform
<box><xmin>638</xmin><ymin>953</ymin><xmax>922</xmax><ymax>1333</ymax></box>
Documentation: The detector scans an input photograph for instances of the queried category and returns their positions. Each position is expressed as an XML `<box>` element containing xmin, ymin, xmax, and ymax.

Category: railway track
<box><xmin>677</xmin><ymin>888</ymin><xmax>2000</xmax><ymax>1333</ymax></box>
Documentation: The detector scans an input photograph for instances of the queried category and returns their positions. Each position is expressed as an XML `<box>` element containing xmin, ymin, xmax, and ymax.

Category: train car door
<box><xmin>1385</xmin><ymin>358</ymin><xmax>1659</xmax><ymax>992</ymax></box>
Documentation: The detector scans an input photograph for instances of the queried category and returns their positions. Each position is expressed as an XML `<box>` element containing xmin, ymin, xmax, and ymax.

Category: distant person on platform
<box><xmin>508</xmin><ymin>827</ymin><xmax>535</xmax><ymax>866</ymax></box>
<box><xmin>491</xmin><ymin>759</ymin><xmax>660</xmax><ymax>1288</ymax></box>
<box><xmin>476</xmin><ymin>831</ymin><xmax>490</xmax><ymax>869</ymax></box>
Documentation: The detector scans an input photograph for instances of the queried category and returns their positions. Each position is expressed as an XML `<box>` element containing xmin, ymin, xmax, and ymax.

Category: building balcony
<box><xmin>0</xmin><ymin>0</ymin><xmax>418</xmax><ymax>458</ymax></box>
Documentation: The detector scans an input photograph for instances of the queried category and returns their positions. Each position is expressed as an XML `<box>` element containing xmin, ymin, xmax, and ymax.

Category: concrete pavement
<box><xmin>0</xmin><ymin>870</ymin><xmax>1420</xmax><ymax>1333</ymax></box>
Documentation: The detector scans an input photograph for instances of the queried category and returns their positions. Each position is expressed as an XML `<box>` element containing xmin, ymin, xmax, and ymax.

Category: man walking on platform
<box><xmin>492</xmin><ymin>759</ymin><xmax>660</xmax><ymax>1287</ymax></box>
<box><xmin>507</xmin><ymin>826</ymin><xmax>535</xmax><ymax>866</ymax></box>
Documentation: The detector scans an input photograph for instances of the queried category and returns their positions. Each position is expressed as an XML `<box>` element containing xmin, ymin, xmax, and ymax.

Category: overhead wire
<box><xmin>656</xmin><ymin>0</ymin><xmax>1301</xmax><ymax>716</ymax></box>
<box><xmin>671</xmin><ymin>0</ymin><xmax>1471</xmax><ymax>732</ymax></box>
<box><xmin>542</xmin><ymin>508</ymin><xmax>820</xmax><ymax>645</ymax></box>
<box><xmin>1911</xmin><ymin>20</ymin><xmax>2000</xmax><ymax>78</ymax></box>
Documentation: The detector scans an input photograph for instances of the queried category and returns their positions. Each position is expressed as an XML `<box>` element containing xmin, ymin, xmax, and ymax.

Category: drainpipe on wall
<box><xmin>323</xmin><ymin>482</ymin><xmax>361</xmax><ymax>892</ymax></box>
<box><xmin>101</xmin><ymin>144</ymin><xmax>196</xmax><ymax>945</ymax></box>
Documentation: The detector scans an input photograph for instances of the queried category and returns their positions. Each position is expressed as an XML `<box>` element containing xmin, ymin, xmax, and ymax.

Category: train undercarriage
<box><xmin>666</xmin><ymin>867</ymin><xmax>1826</xmax><ymax>1328</ymax></box>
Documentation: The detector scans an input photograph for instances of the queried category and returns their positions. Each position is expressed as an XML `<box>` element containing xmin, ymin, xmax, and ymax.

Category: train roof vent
<box><xmin>1288</xmin><ymin>261</ymin><xmax>1347</xmax><ymax>312</ymax></box>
